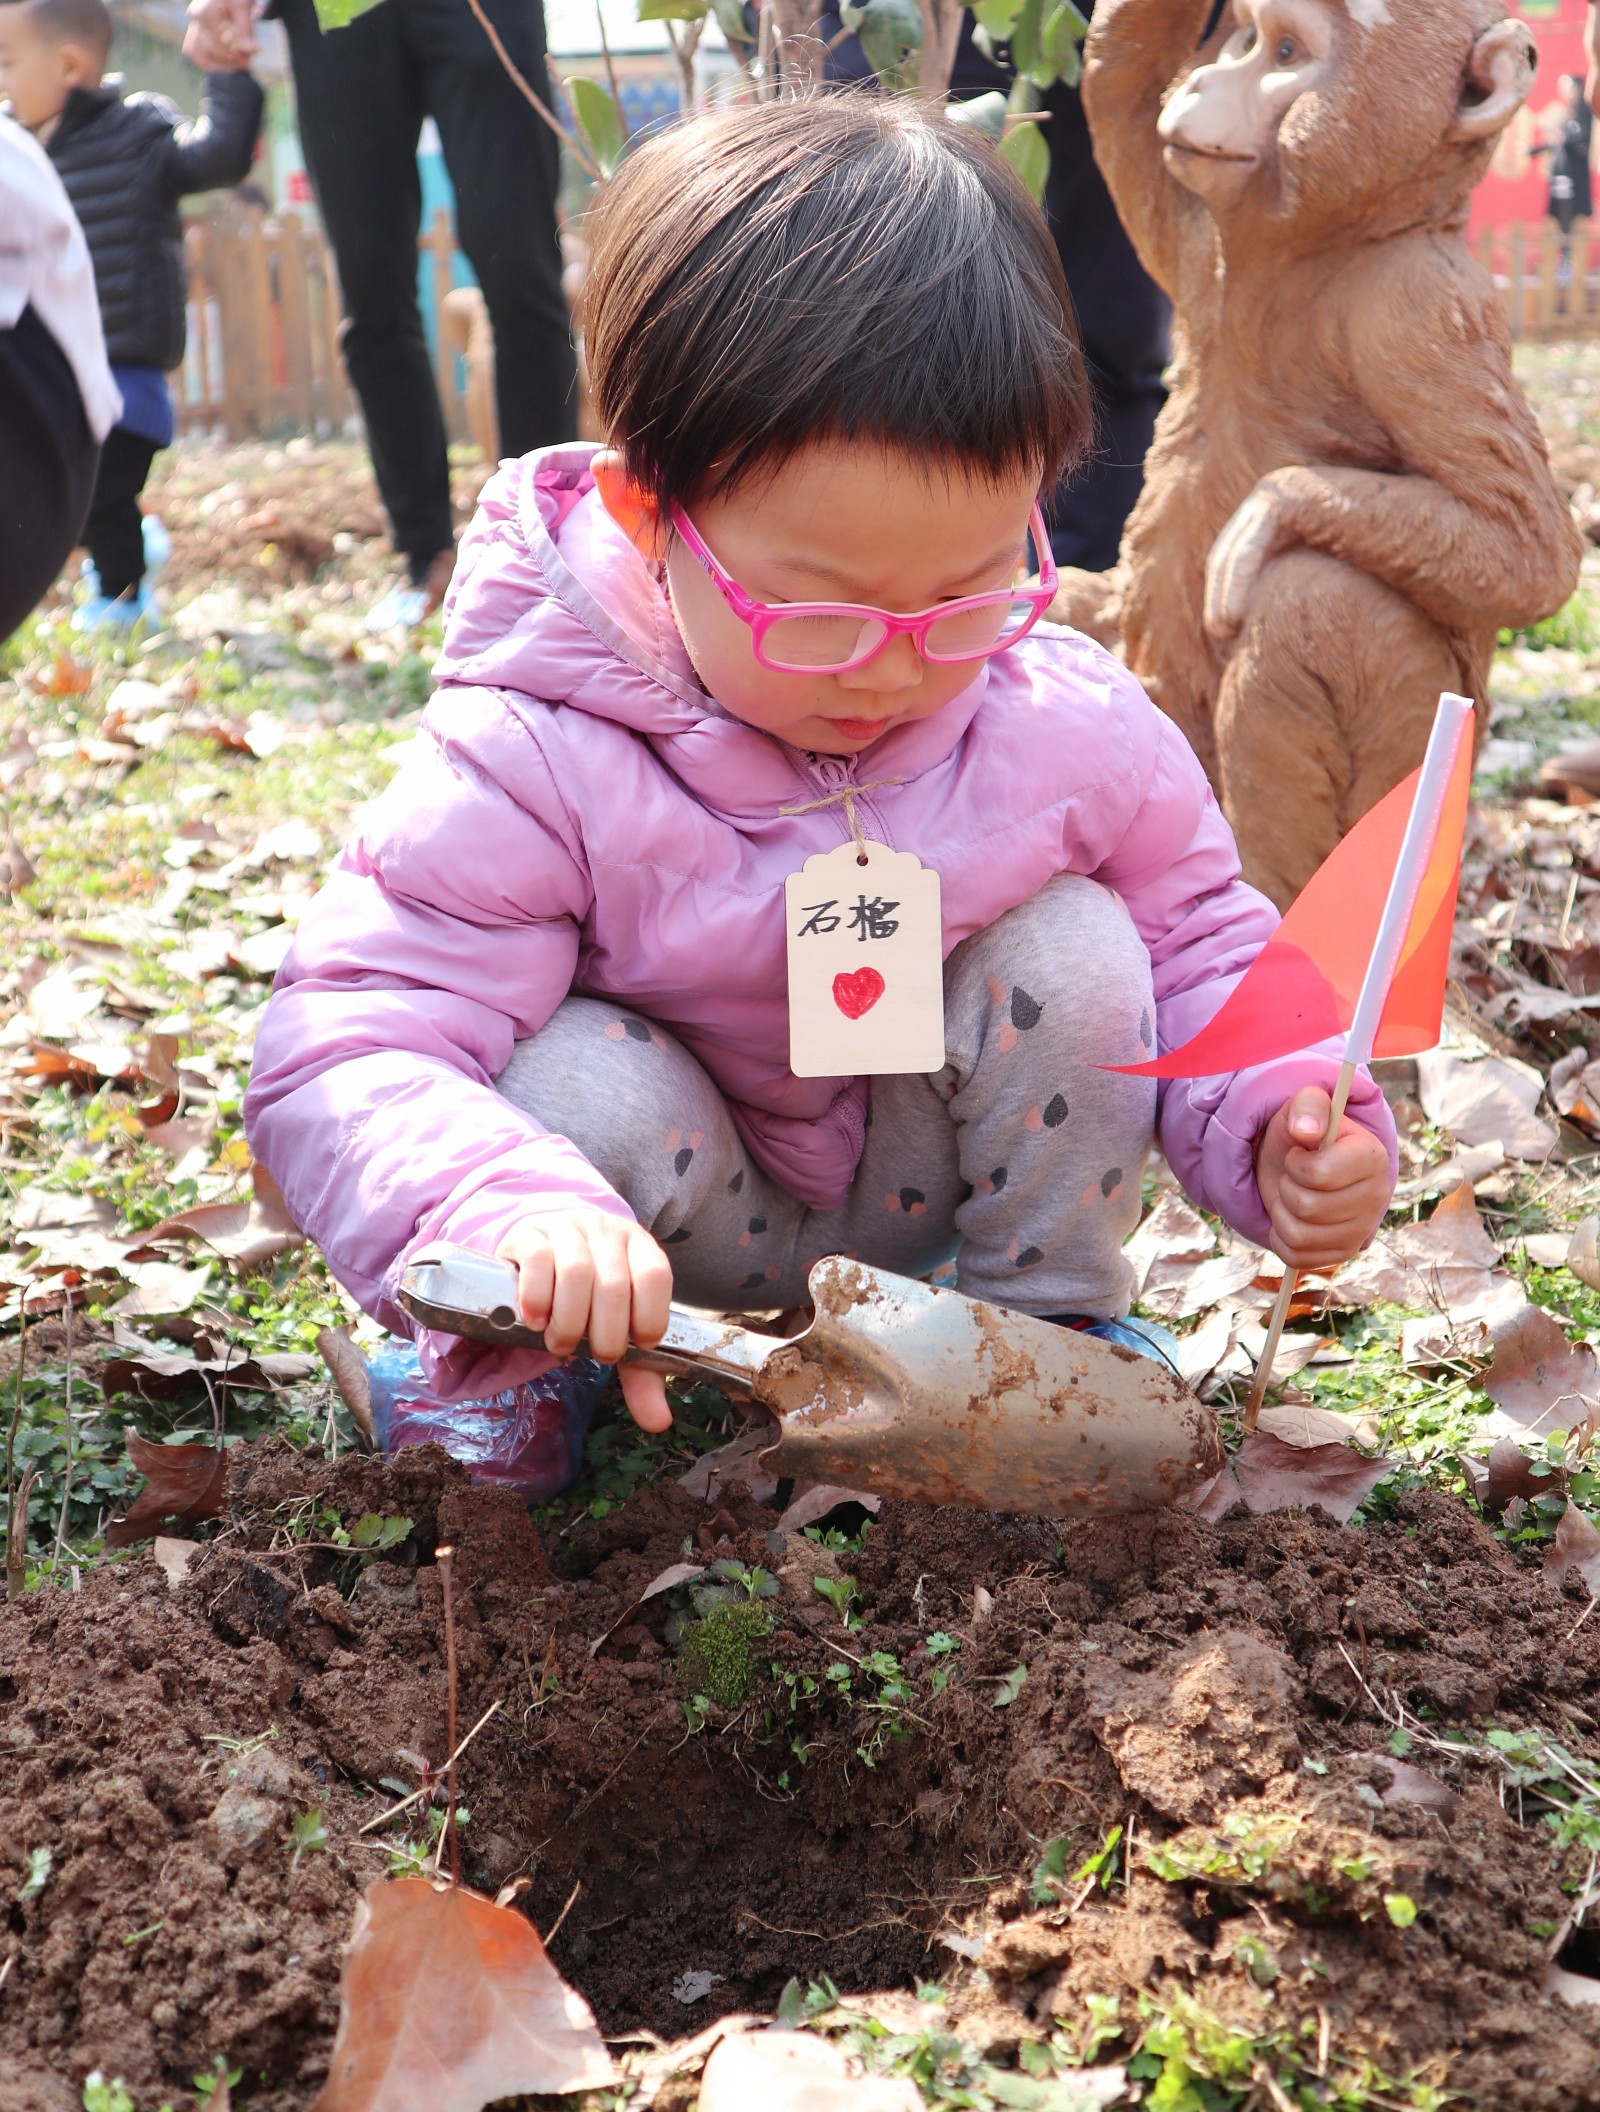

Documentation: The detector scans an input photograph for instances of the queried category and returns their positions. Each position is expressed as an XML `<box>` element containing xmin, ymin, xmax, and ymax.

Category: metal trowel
<box><xmin>397</xmin><ymin>1246</ymin><xmax>1222</xmax><ymax>1518</ymax></box>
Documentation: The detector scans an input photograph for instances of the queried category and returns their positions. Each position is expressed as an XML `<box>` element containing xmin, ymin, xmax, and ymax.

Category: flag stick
<box><xmin>1240</xmin><ymin>693</ymin><xmax>1475</xmax><ymax>1434</ymax></box>
<box><xmin>1241</xmin><ymin>1061</ymin><xmax>1355</xmax><ymax>1431</ymax></box>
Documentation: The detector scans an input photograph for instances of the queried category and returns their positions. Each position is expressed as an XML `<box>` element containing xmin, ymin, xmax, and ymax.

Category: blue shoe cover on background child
<box><xmin>141</xmin><ymin>513</ymin><xmax>171</xmax><ymax>583</ymax></box>
<box><xmin>366</xmin><ymin>1341</ymin><xmax>608</xmax><ymax>1502</ymax></box>
<box><xmin>73</xmin><ymin>582</ymin><xmax>158</xmax><ymax>632</ymax></box>
<box><xmin>365</xmin><ymin>582</ymin><xmax>431</xmax><ymax>632</ymax></box>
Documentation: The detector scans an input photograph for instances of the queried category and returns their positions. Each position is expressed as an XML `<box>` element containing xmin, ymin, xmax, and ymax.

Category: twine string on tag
<box><xmin>779</xmin><ymin>778</ymin><xmax>903</xmax><ymax>862</ymax></box>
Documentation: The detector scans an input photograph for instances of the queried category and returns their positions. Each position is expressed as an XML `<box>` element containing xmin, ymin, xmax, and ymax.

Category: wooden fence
<box><xmin>179</xmin><ymin>203</ymin><xmax>473</xmax><ymax>442</ymax></box>
<box><xmin>177</xmin><ymin>204</ymin><xmax>1600</xmax><ymax>440</ymax></box>
<box><xmin>1475</xmin><ymin>218</ymin><xmax>1600</xmax><ymax>342</ymax></box>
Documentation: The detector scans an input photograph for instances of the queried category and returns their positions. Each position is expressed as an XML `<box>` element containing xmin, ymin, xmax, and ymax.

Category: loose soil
<box><xmin>3</xmin><ymin>1437</ymin><xmax>1600</xmax><ymax>2110</ymax></box>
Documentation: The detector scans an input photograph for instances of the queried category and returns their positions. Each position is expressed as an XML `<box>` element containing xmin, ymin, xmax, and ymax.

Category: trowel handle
<box><xmin>395</xmin><ymin>1243</ymin><xmax>774</xmax><ymax>1397</ymax></box>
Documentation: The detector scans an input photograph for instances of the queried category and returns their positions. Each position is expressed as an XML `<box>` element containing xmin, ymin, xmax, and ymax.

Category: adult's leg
<box><xmin>277</xmin><ymin>0</ymin><xmax>455</xmax><ymax>576</ymax></box>
<box><xmin>82</xmin><ymin>430</ymin><xmax>159</xmax><ymax>600</ymax></box>
<box><xmin>1041</xmin><ymin>76</ymin><xmax>1170</xmax><ymax>573</ymax></box>
<box><xmin>415</xmin><ymin>0</ymin><xmax>577</xmax><ymax>454</ymax></box>
<box><xmin>1214</xmin><ymin>549</ymin><xmax>1475</xmax><ymax>909</ymax></box>
<box><xmin>0</xmin><ymin>306</ymin><xmax>98</xmax><ymax>640</ymax></box>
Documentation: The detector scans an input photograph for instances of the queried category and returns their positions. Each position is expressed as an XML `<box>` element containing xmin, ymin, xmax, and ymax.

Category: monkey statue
<box><xmin>1054</xmin><ymin>0</ymin><xmax>1583</xmax><ymax>907</ymax></box>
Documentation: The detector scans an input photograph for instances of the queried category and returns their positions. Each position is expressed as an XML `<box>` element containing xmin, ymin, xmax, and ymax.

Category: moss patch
<box><xmin>676</xmin><ymin>1600</ymin><xmax>773</xmax><ymax>1708</ymax></box>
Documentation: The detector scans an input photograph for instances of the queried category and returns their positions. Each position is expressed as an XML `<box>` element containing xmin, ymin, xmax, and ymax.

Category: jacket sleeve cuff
<box><xmin>1162</xmin><ymin>1053</ymin><xmax>1399</xmax><ymax>1250</ymax></box>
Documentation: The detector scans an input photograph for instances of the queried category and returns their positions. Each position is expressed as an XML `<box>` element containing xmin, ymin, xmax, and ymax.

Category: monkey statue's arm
<box><xmin>1204</xmin><ymin>252</ymin><xmax>1582</xmax><ymax>643</ymax></box>
<box><xmin>1082</xmin><ymin>0</ymin><xmax>1223</xmax><ymax>296</ymax></box>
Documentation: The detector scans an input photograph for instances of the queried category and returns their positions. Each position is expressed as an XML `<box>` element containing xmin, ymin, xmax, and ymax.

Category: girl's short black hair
<box><xmin>582</xmin><ymin>95</ymin><xmax>1093</xmax><ymax>513</ymax></box>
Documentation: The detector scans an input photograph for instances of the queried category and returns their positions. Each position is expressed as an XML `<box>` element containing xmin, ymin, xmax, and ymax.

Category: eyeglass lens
<box><xmin>760</xmin><ymin>596</ymin><xmax>1037</xmax><ymax>673</ymax></box>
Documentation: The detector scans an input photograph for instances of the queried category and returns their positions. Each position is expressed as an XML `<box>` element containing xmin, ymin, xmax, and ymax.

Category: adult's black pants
<box><xmin>278</xmin><ymin>0</ymin><xmax>577</xmax><ymax>575</ymax></box>
<box><xmin>0</xmin><ymin>305</ymin><xmax>99</xmax><ymax>644</ymax></box>
<box><xmin>1041</xmin><ymin>76</ymin><xmax>1171</xmax><ymax>574</ymax></box>
<box><xmin>84</xmin><ymin>428</ymin><xmax>160</xmax><ymax>602</ymax></box>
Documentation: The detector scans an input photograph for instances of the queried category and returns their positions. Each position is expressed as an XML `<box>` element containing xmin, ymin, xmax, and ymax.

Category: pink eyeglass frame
<box><xmin>670</xmin><ymin>501</ymin><xmax>1059</xmax><ymax>674</ymax></box>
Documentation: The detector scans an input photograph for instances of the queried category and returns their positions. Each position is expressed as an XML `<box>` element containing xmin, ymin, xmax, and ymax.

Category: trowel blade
<box><xmin>756</xmin><ymin>1258</ymin><xmax>1222</xmax><ymax>1517</ymax></box>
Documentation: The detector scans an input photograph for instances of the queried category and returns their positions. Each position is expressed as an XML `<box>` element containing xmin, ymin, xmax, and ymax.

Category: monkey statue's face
<box><xmin>1156</xmin><ymin>1</ymin><xmax>1540</xmax><ymax>236</ymax></box>
<box><xmin>1157</xmin><ymin>0</ymin><xmax>1339</xmax><ymax>208</ymax></box>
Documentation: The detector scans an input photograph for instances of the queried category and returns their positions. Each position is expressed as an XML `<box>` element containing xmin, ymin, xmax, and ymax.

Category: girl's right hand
<box><xmin>495</xmin><ymin>1209</ymin><xmax>674</xmax><ymax>1431</ymax></box>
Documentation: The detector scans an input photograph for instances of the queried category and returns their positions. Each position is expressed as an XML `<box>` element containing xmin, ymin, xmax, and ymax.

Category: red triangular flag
<box><xmin>1114</xmin><ymin>718</ymin><xmax>1473</xmax><ymax>1079</ymax></box>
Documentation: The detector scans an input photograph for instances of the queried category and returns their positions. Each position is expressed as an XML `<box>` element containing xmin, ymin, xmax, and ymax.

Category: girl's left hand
<box><xmin>1254</xmin><ymin>1086</ymin><xmax>1392</xmax><ymax>1270</ymax></box>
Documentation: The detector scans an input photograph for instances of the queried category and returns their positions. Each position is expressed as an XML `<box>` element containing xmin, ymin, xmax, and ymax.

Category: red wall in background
<box><xmin>1470</xmin><ymin>0</ymin><xmax>1591</xmax><ymax>230</ymax></box>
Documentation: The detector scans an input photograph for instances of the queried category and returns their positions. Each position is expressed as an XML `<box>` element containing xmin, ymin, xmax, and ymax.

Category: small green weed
<box><xmin>385</xmin><ymin>1803</ymin><xmax>470</xmax><ymax>1879</ymax></box>
<box><xmin>290</xmin><ymin>1808</ymin><xmax>330</xmax><ymax>1868</ymax></box>
<box><xmin>813</xmin><ymin>1572</ymin><xmax>861</xmax><ymax>1625</ymax></box>
<box><xmin>993</xmin><ymin>1663</ymin><xmax>1028</xmax><ymax>1707</ymax></box>
<box><xmin>16</xmin><ymin>1845</ymin><xmax>51</xmax><ymax>1902</ymax></box>
<box><xmin>1072</xmin><ymin>1824</ymin><xmax>1125</xmax><ymax>1894</ymax></box>
<box><xmin>82</xmin><ymin>2078</ymin><xmax>134</xmax><ymax>2112</ymax></box>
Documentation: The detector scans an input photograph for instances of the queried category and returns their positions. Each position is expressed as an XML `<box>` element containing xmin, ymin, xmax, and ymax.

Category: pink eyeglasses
<box><xmin>670</xmin><ymin>502</ymin><xmax>1059</xmax><ymax>675</ymax></box>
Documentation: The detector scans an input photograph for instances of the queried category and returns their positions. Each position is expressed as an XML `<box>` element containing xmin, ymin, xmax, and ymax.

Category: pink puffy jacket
<box><xmin>244</xmin><ymin>446</ymin><xmax>1396</xmax><ymax>1397</ymax></box>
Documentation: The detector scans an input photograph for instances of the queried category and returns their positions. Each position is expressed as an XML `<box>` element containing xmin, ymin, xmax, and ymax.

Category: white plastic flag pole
<box><xmin>1241</xmin><ymin>692</ymin><xmax>1475</xmax><ymax>1431</ymax></box>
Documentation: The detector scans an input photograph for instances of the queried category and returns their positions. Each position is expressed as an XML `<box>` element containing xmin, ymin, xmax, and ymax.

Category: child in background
<box><xmin>0</xmin><ymin>0</ymin><xmax>261</xmax><ymax>625</ymax></box>
<box><xmin>245</xmin><ymin>99</ymin><xmax>1396</xmax><ymax>1469</ymax></box>
<box><xmin>0</xmin><ymin>109</ymin><xmax>120</xmax><ymax>642</ymax></box>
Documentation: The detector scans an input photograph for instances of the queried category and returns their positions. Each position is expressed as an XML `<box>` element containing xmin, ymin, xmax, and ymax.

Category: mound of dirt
<box><xmin>2</xmin><ymin>1439</ymin><xmax>1599</xmax><ymax>2108</ymax></box>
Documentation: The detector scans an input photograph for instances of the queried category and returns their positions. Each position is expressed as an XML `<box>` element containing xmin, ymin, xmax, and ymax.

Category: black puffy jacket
<box><xmin>47</xmin><ymin>73</ymin><xmax>264</xmax><ymax>370</ymax></box>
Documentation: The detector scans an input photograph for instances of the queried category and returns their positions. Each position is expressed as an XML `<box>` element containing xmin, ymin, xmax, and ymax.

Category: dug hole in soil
<box><xmin>4</xmin><ymin>1433</ymin><xmax>1600</xmax><ymax>2109</ymax></box>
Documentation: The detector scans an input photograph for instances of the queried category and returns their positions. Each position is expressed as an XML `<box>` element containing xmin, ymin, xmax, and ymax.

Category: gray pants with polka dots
<box><xmin>495</xmin><ymin>873</ymin><xmax>1158</xmax><ymax>1320</ymax></box>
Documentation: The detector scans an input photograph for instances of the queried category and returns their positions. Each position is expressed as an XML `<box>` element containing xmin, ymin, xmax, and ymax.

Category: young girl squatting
<box><xmin>244</xmin><ymin>99</ymin><xmax>1396</xmax><ymax>1447</ymax></box>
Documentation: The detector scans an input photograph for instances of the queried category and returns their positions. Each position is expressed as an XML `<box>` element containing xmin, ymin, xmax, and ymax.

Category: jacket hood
<box><xmin>432</xmin><ymin>443</ymin><xmax>992</xmax><ymax>819</ymax></box>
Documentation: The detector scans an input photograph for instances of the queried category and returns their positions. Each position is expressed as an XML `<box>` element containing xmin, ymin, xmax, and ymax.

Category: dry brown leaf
<box><xmin>777</xmin><ymin>1484</ymin><xmax>883</xmax><ymax>1534</ymax></box>
<box><xmin>1358</xmin><ymin>1754</ymin><xmax>1461</xmax><ymax>1818</ymax></box>
<box><xmin>1416</xmin><ymin>1047</ymin><xmax>1557</xmax><ymax>1160</ymax></box>
<box><xmin>677</xmin><ymin>1425</ymin><xmax>781</xmax><ymax>1505</ymax></box>
<box><xmin>1182</xmin><ymin>1465</ymin><xmax>1245</xmax><ymax>1522</ymax></box>
<box><xmin>318</xmin><ymin>1325</ymin><xmax>375</xmax><ymax>1445</ymax></box>
<box><xmin>100</xmin><ymin>1335</ymin><xmax>304</xmax><ymax>1403</ymax></box>
<box><xmin>589</xmin><ymin>1561</ymin><xmax>706</xmax><ymax>1659</ymax></box>
<box><xmin>9</xmin><ymin>1186</ymin><xmax>116</xmax><ymax>1235</ymax></box>
<box><xmin>698</xmin><ymin>2030</ymin><xmax>923</xmax><ymax>2112</ymax></box>
<box><xmin>1229</xmin><ymin>1430</ymin><xmax>1392</xmax><ymax>1524</ymax></box>
<box><xmin>1331</xmin><ymin>1182</ymin><xmax>1520</xmax><ymax>1319</ymax></box>
<box><xmin>42</xmin><ymin>652</ymin><xmax>92</xmax><ymax>696</ymax></box>
<box><xmin>1400</xmin><ymin>1314</ymin><xmax>1493</xmax><ymax>1369</ymax></box>
<box><xmin>152</xmin><ymin>1536</ymin><xmax>200</xmax><ymax>1588</ymax></box>
<box><xmin>1543</xmin><ymin>1502</ymin><xmax>1600</xmax><ymax>1598</ymax></box>
<box><xmin>104</xmin><ymin>1432</ymin><xmax>229</xmax><ymax>1548</ymax></box>
<box><xmin>314</xmin><ymin>1878</ymin><xmax>614</xmax><ymax>2111</ymax></box>
<box><xmin>1484</xmin><ymin>1435</ymin><xmax>1560</xmax><ymax>1515</ymax></box>
<box><xmin>1481</xmin><ymin>1306</ymin><xmax>1600</xmax><ymax>1434</ymax></box>
<box><xmin>1123</xmin><ymin>1192</ymin><xmax>1214</xmax><ymax>1299</ymax></box>
<box><xmin>1255</xmin><ymin>1403</ymin><xmax>1372</xmax><ymax>1450</ymax></box>
<box><xmin>140</xmin><ymin>1032</ymin><xmax>182</xmax><ymax>1096</ymax></box>
<box><xmin>1571</xmin><ymin>1217</ymin><xmax>1600</xmax><ymax>1293</ymax></box>
<box><xmin>231</xmin><ymin>926</ymin><xmax>296</xmax><ymax>979</ymax></box>
<box><xmin>143</xmin><ymin>1113</ymin><xmax>215</xmax><ymax>1158</ymax></box>
<box><xmin>1</xmin><ymin>829</ymin><xmax>36</xmax><ymax>896</ymax></box>
<box><xmin>1144</xmin><ymin>1249</ymin><xmax>1263</xmax><ymax>1322</ymax></box>
<box><xmin>109</xmin><ymin>1262</ymin><xmax>214</xmax><ymax>1319</ymax></box>
<box><xmin>25</xmin><ymin>965</ymin><xmax>103</xmax><ymax>1036</ymax></box>
<box><xmin>135</xmin><ymin>1162</ymin><xmax>303</xmax><ymax>1269</ymax></box>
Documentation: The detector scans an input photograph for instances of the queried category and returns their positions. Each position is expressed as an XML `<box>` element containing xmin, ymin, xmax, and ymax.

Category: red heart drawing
<box><xmin>833</xmin><ymin>967</ymin><xmax>885</xmax><ymax>1020</ymax></box>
